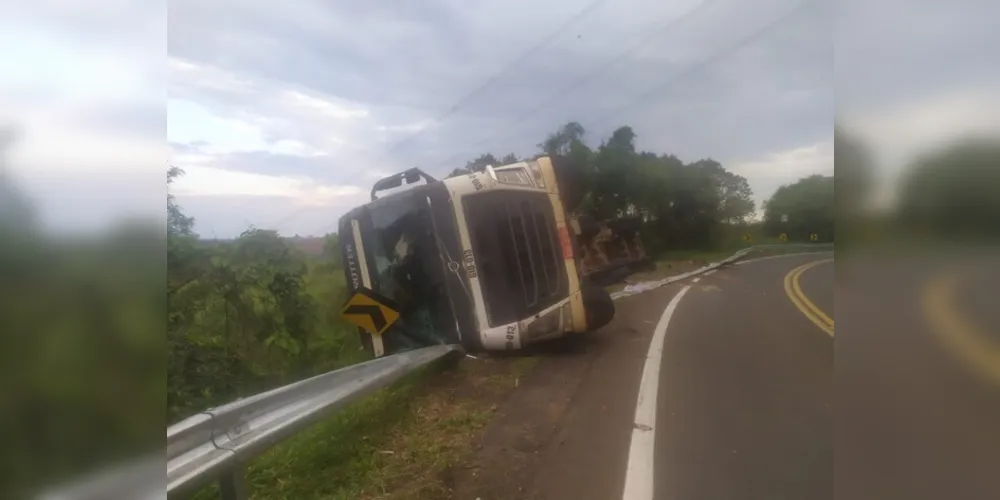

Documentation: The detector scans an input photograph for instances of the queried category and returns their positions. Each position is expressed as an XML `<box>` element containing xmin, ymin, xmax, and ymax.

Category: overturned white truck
<box><xmin>337</xmin><ymin>156</ymin><xmax>616</xmax><ymax>357</ymax></box>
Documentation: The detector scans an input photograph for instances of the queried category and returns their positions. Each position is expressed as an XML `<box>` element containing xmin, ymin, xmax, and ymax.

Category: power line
<box><xmin>301</xmin><ymin>0</ymin><xmax>727</xmax><ymax>237</ymax></box>
<box><xmin>258</xmin><ymin>1</ymin><xmax>611</xmax><ymax>234</ymax></box>
<box><xmin>429</xmin><ymin>0</ymin><xmax>817</xmax><ymax>171</ymax></box>
<box><xmin>580</xmin><ymin>0</ymin><xmax>818</xmax><ymax>131</ymax></box>
<box><xmin>379</xmin><ymin>0</ymin><xmax>611</xmax><ymax>157</ymax></box>
<box><xmin>425</xmin><ymin>0</ymin><xmax>724</xmax><ymax>171</ymax></box>
<box><xmin>272</xmin><ymin>0</ymin><xmax>818</xmax><ymax>236</ymax></box>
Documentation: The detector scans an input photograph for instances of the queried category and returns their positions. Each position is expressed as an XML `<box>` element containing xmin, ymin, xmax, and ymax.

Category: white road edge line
<box><xmin>622</xmin><ymin>285</ymin><xmax>692</xmax><ymax>500</ymax></box>
<box><xmin>692</xmin><ymin>277</ymin><xmax>701</xmax><ymax>283</ymax></box>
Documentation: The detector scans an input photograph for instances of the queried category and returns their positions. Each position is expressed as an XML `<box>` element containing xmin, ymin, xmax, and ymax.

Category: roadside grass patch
<box><xmin>185</xmin><ymin>354</ymin><xmax>537</xmax><ymax>500</ymax></box>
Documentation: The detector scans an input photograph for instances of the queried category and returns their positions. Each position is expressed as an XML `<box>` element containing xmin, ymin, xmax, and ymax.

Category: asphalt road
<box><xmin>466</xmin><ymin>248</ymin><xmax>999</xmax><ymax>500</ymax></box>
<box><xmin>651</xmin><ymin>253</ymin><xmax>834</xmax><ymax>500</ymax></box>
<box><xmin>508</xmin><ymin>252</ymin><xmax>835</xmax><ymax>500</ymax></box>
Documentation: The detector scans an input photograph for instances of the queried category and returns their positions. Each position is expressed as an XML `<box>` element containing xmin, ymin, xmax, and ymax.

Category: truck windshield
<box><xmin>361</xmin><ymin>197</ymin><xmax>452</xmax><ymax>350</ymax></box>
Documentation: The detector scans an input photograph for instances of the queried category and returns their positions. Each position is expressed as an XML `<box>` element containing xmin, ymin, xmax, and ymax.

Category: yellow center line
<box><xmin>783</xmin><ymin>259</ymin><xmax>834</xmax><ymax>337</ymax></box>
<box><xmin>922</xmin><ymin>270</ymin><xmax>1000</xmax><ymax>386</ymax></box>
<box><xmin>793</xmin><ymin>260</ymin><xmax>834</xmax><ymax>326</ymax></box>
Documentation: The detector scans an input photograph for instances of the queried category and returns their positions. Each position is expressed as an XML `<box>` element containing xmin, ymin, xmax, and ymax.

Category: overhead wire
<box><xmin>263</xmin><ymin>0</ymin><xmax>611</xmax><ymax>233</ymax></box>
<box><xmin>429</xmin><ymin>0</ymin><xmax>817</xmax><ymax>171</ymax></box>
<box><xmin>424</xmin><ymin>0</ymin><xmax>724</xmax><ymax>171</ymax></box>
<box><xmin>578</xmin><ymin>0</ymin><xmax>819</xmax><ymax>132</ymax></box>
<box><xmin>306</xmin><ymin>0</ymin><xmax>756</xmax><ymax>236</ymax></box>
<box><xmin>378</xmin><ymin>0</ymin><xmax>613</xmax><ymax>157</ymax></box>
<box><xmin>277</xmin><ymin>0</ymin><xmax>819</xmax><ymax>236</ymax></box>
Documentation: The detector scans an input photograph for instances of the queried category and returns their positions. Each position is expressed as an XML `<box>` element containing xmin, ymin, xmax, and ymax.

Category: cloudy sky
<box><xmin>1</xmin><ymin>0</ymin><xmax>997</xmax><ymax>238</ymax></box>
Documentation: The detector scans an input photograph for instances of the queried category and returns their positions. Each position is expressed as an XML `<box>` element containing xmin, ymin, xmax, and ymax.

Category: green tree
<box><xmin>509</xmin><ymin>122</ymin><xmax>758</xmax><ymax>250</ymax></box>
<box><xmin>446</xmin><ymin>152</ymin><xmax>522</xmax><ymax>178</ymax></box>
<box><xmin>446</xmin><ymin>167</ymin><xmax>468</xmax><ymax>178</ymax></box>
<box><xmin>706</xmin><ymin>162</ymin><xmax>755</xmax><ymax>224</ymax></box>
<box><xmin>167</xmin><ymin>167</ymin><xmax>364</xmax><ymax>422</ymax></box>
<box><xmin>167</xmin><ymin>167</ymin><xmax>205</xmax><ymax>295</ymax></box>
<box><xmin>763</xmin><ymin>174</ymin><xmax>835</xmax><ymax>242</ymax></box>
<box><xmin>321</xmin><ymin>232</ymin><xmax>342</xmax><ymax>269</ymax></box>
<box><xmin>591</xmin><ymin>126</ymin><xmax>639</xmax><ymax>218</ymax></box>
<box><xmin>464</xmin><ymin>153</ymin><xmax>498</xmax><ymax>172</ymax></box>
<box><xmin>541</xmin><ymin>122</ymin><xmax>597</xmax><ymax>213</ymax></box>
<box><xmin>539</xmin><ymin>121</ymin><xmax>586</xmax><ymax>156</ymax></box>
<box><xmin>167</xmin><ymin>166</ymin><xmax>195</xmax><ymax>237</ymax></box>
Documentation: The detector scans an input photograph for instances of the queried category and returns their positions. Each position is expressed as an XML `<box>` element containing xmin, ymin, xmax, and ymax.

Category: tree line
<box><xmin>168</xmin><ymin>167</ymin><xmax>360</xmax><ymax>422</ymax></box>
<box><xmin>447</xmin><ymin>121</ymin><xmax>836</xmax><ymax>247</ymax></box>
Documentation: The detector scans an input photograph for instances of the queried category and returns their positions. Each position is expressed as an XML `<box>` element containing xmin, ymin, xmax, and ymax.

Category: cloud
<box><xmin>172</xmin><ymin>165</ymin><xmax>365</xmax><ymax>202</ymax></box>
<box><xmin>161</xmin><ymin>0</ymin><xmax>836</xmax><ymax>237</ymax></box>
<box><xmin>730</xmin><ymin>139</ymin><xmax>833</xmax><ymax>214</ymax></box>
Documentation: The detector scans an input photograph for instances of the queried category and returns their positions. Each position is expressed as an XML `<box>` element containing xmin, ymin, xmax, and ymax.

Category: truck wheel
<box><xmin>582</xmin><ymin>285</ymin><xmax>615</xmax><ymax>331</ymax></box>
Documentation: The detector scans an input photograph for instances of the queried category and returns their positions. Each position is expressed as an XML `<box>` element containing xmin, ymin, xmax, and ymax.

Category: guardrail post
<box><xmin>219</xmin><ymin>463</ymin><xmax>249</xmax><ymax>500</ymax></box>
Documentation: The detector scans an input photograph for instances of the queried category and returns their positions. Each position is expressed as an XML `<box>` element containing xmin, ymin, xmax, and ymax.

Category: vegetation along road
<box><xmin>163</xmin><ymin>121</ymin><xmax>838</xmax><ymax>500</ymax></box>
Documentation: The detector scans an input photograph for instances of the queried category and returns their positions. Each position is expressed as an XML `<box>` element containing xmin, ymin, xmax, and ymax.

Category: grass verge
<box><xmin>186</xmin><ymin>353</ymin><xmax>539</xmax><ymax>500</ymax></box>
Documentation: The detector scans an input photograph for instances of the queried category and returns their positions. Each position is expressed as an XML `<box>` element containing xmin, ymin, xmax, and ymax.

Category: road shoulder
<box><xmin>451</xmin><ymin>283</ymin><xmax>689</xmax><ymax>500</ymax></box>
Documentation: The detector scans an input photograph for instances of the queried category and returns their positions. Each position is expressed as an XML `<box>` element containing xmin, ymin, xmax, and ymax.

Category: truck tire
<box><xmin>582</xmin><ymin>285</ymin><xmax>615</xmax><ymax>331</ymax></box>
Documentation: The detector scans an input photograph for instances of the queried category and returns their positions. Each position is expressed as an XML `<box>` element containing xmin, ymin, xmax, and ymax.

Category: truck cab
<box><xmin>338</xmin><ymin>156</ymin><xmax>615</xmax><ymax>357</ymax></box>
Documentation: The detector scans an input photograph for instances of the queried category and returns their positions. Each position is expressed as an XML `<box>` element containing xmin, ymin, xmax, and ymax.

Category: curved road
<box><xmin>650</xmin><ymin>253</ymin><xmax>833</xmax><ymax>500</ymax></box>
<box><xmin>502</xmin><ymin>252</ymin><xmax>836</xmax><ymax>500</ymax></box>
<box><xmin>463</xmin><ymin>249</ymin><xmax>1000</xmax><ymax>500</ymax></box>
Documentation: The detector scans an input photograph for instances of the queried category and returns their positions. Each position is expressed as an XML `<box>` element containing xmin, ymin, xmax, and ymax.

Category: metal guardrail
<box><xmin>41</xmin><ymin>344</ymin><xmax>460</xmax><ymax>500</ymax></box>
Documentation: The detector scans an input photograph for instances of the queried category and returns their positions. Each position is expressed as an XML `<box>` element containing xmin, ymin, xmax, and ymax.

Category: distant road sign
<box><xmin>779</xmin><ymin>233</ymin><xmax>788</xmax><ymax>242</ymax></box>
<box><xmin>743</xmin><ymin>233</ymin><xmax>752</xmax><ymax>242</ymax></box>
<box><xmin>809</xmin><ymin>233</ymin><xmax>819</xmax><ymax>242</ymax></box>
